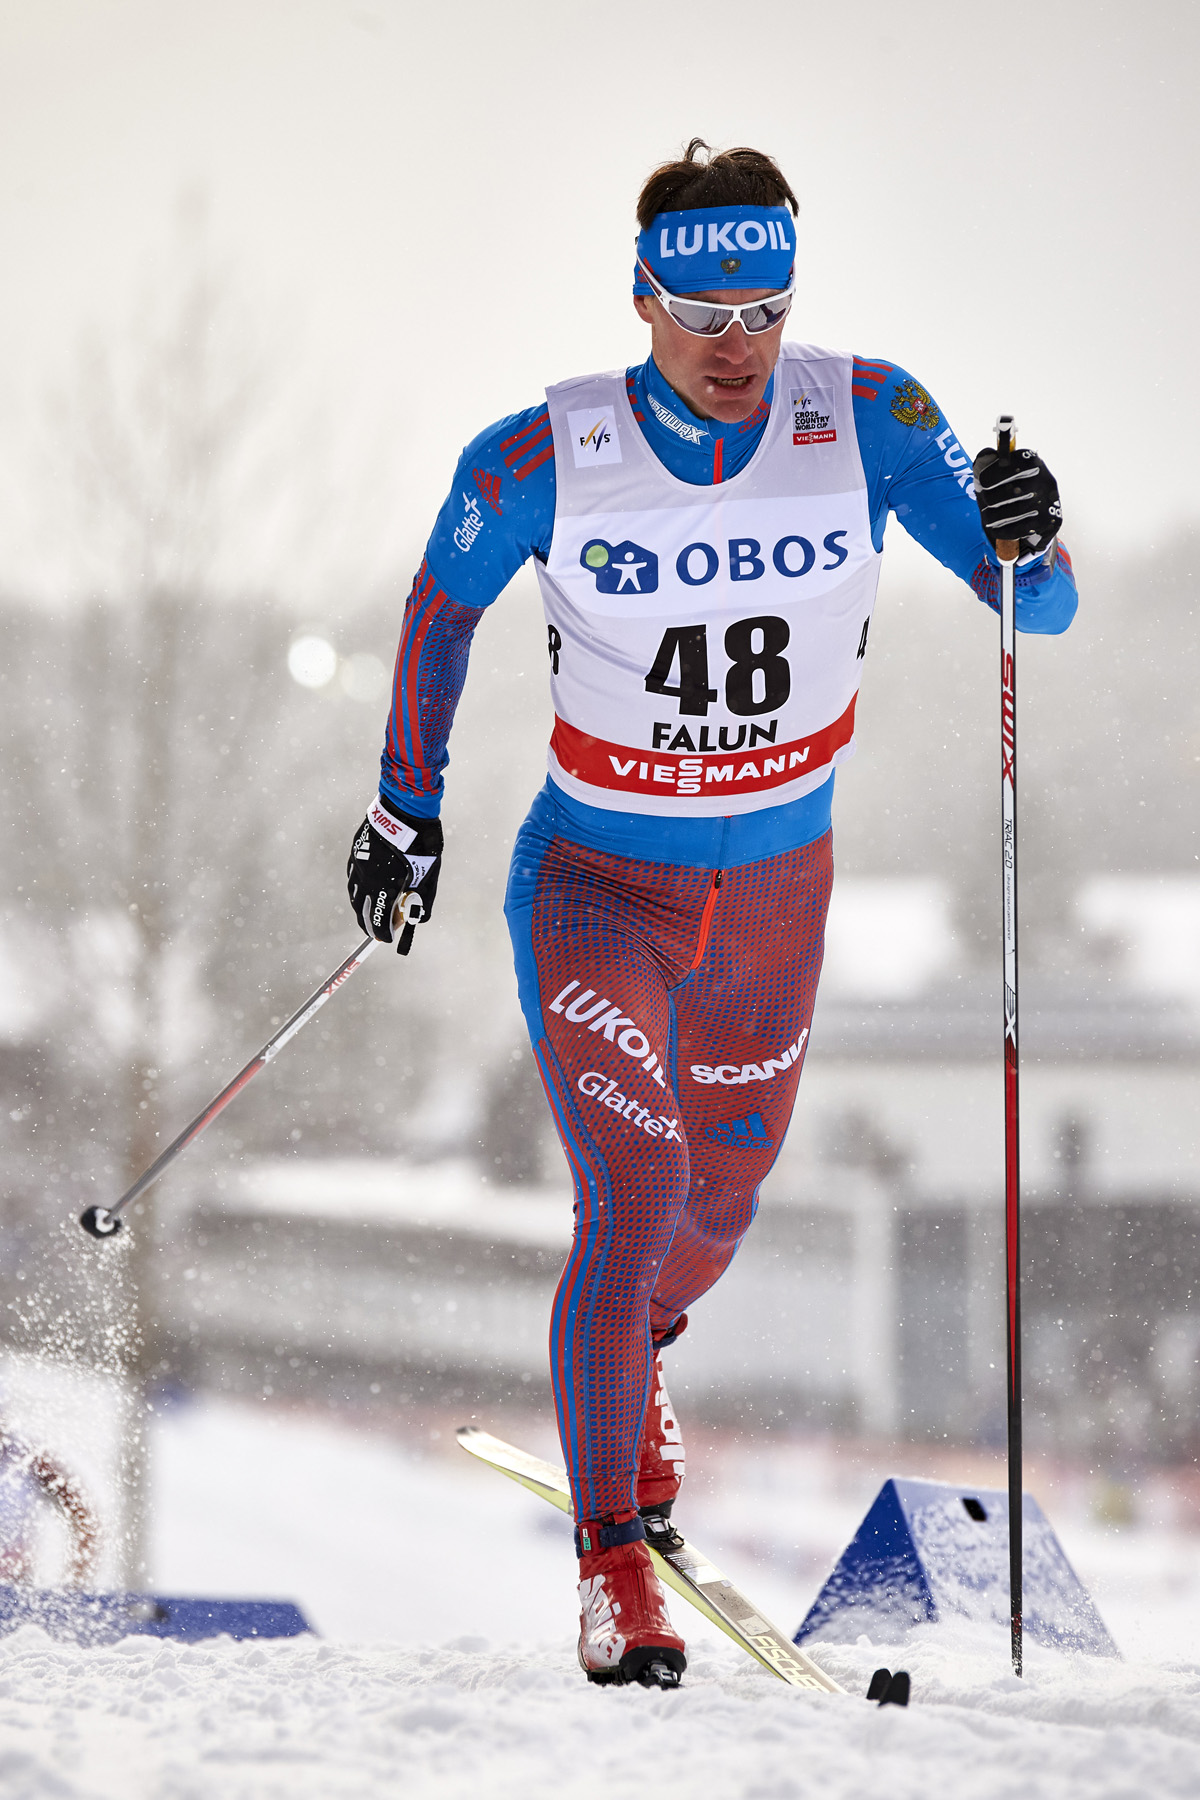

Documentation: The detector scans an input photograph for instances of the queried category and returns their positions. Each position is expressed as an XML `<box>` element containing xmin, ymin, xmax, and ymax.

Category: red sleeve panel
<box><xmin>379</xmin><ymin>558</ymin><xmax>486</xmax><ymax>818</ymax></box>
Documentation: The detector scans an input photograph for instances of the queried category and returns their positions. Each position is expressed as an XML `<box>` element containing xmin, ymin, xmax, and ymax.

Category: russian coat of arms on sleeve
<box><xmin>890</xmin><ymin>379</ymin><xmax>941</xmax><ymax>431</ymax></box>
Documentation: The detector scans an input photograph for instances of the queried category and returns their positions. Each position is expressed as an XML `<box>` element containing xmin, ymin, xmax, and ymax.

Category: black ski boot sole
<box><xmin>584</xmin><ymin>1645</ymin><xmax>687</xmax><ymax>1689</ymax></box>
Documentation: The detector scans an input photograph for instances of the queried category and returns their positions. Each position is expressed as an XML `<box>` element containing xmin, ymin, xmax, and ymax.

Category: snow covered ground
<box><xmin>5</xmin><ymin>1623</ymin><xmax>1200</xmax><ymax>1800</ymax></box>
<box><xmin>1</xmin><ymin>1394</ymin><xmax>1198</xmax><ymax>1797</ymax></box>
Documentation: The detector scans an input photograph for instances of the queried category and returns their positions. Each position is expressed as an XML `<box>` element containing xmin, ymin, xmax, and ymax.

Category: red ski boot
<box><xmin>576</xmin><ymin>1515</ymin><xmax>686</xmax><ymax>1688</ymax></box>
<box><xmin>636</xmin><ymin>1319</ymin><xmax>687</xmax><ymax>1553</ymax></box>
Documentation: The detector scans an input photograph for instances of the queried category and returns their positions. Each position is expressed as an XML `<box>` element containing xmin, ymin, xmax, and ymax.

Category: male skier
<box><xmin>347</xmin><ymin>141</ymin><xmax>1075</xmax><ymax>1689</ymax></box>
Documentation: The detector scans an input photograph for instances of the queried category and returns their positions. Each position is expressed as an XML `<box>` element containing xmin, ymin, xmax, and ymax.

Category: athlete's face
<box><xmin>633</xmin><ymin>288</ymin><xmax>785</xmax><ymax>425</ymax></box>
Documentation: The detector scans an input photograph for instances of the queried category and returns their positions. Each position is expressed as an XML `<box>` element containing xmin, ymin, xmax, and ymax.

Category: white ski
<box><xmin>456</xmin><ymin>1425</ymin><xmax>843</xmax><ymax>1694</ymax></box>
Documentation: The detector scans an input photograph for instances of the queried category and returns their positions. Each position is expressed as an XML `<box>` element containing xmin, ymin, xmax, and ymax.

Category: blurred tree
<box><xmin>53</xmin><ymin>222</ymin><xmax>286</xmax><ymax>1581</ymax></box>
<box><xmin>0</xmin><ymin>205</ymin><xmax>436</xmax><ymax>1582</ymax></box>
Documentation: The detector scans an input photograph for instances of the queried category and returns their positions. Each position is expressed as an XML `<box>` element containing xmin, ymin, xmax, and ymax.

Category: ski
<box><xmin>456</xmin><ymin>1426</ymin><xmax>844</xmax><ymax>1694</ymax></box>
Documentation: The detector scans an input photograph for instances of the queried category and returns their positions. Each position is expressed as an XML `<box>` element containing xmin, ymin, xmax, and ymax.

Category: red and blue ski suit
<box><xmin>377</xmin><ymin>352</ymin><xmax>1077</xmax><ymax>1522</ymax></box>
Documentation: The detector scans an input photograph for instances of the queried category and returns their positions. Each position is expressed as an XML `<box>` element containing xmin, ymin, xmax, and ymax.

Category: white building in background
<box><xmin>819</xmin><ymin>877</ymin><xmax>963</xmax><ymax>1000</ymax></box>
<box><xmin>1076</xmin><ymin>876</ymin><xmax>1200</xmax><ymax>1004</ymax></box>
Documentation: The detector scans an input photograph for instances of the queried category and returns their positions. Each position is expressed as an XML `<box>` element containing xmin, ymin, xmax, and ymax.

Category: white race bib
<box><xmin>536</xmin><ymin>346</ymin><xmax>881</xmax><ymax>817</ymax></box>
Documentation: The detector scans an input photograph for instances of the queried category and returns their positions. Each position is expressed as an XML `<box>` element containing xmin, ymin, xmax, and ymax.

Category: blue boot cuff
<box><xmin>575</xmin><ymin>1515</ymin><xmax>647</xmax><ymax>1556</ymax></box>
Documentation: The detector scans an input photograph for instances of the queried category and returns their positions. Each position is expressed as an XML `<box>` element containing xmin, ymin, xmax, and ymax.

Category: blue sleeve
<box><xmin>851</xmin><ymin>358</ymin><xmax>1078</xmax><ymax>636</ymax></box>
<box><xmin>422</xmin><ymin>403</ymin><xmax>557</xmax><ymax>606</ymax></box>
<box><xmin>375</xmin><ymin>403</ymin><xmax>557</xmax><ymax>820</ymax></box>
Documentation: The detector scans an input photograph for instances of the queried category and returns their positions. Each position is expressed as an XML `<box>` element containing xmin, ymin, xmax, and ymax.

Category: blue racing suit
<box><xmin>374</xmin><ymin>351</ymin><xmax>1077</xmax><ymax>1525</ymax></box>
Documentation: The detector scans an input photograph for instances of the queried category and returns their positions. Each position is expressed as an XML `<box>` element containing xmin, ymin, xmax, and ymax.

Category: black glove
<box><xmin>972</xmin><ymin>444</ymin><xmax>1062</xmax><ymax>558</ymax></box>
<box><xmin>347</xmin><ymin>795</ymin><xmax>443</xmax><ymax>952</ymax></box>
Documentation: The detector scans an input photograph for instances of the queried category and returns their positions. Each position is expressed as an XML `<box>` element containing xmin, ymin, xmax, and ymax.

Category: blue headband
<box><xmin>633</xmin><ymin>204</ymin><xmax>795</xmax><ymax>295</ymax></box>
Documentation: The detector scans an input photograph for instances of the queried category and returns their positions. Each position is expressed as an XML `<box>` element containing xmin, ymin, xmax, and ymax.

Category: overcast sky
<box><xmin>0</xmin><ymin>0</ymin><xmax>1195</xmax><ymax>599</ymax></box>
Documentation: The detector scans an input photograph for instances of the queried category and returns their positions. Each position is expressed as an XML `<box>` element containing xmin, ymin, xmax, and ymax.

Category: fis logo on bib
<box><xmin>791</xmin><ymin>388</ymin><xmax>837</xmax><ymax>447</ymax></box>
<box><xmin>568</xmin><ymin>404</ymin><xmax>622</xmax><ymax>467</ymax></box>
<box><xmin>580</xmin><ymin>538</ymin><xmax>660</xmax><ymax>595</ymax></box>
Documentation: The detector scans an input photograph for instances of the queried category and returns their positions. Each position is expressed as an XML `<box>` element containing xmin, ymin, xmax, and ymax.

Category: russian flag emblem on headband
<box><xmin>633</xmin><ymin>205</ymin><xmax>795</xmax><ymax>295</ymax></box>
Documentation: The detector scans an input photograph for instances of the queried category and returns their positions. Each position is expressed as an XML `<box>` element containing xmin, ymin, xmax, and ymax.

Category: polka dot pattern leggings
<box><xmin>505</xmin><ymin>818</ymin><xmax>833</xmax><ymax>1523</ymax></box>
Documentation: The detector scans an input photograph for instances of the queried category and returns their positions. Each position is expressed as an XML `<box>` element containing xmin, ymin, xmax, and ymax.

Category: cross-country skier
<box><xmin>347</xmin><ymin>140</ymin><xmax>1075</xmax><ymax>1689</ymax></box>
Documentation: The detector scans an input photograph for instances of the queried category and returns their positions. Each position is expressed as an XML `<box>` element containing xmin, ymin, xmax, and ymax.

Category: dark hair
<box><xmin>636</xmin><ymin>138</ymin><xmax>798</xmax><ymax>228</ymax></box>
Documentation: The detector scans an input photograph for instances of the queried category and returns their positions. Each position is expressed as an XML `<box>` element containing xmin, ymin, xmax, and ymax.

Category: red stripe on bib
<box><xmin>551</xmin><ymin>696</ymin><xmax>857</xmax><ymax>799</ymax></box>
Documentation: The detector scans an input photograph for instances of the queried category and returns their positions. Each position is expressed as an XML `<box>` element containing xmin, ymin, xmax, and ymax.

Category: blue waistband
<box><xmin>533</xmin><ymin>774</ymin><xmax>834</xmax><ymax>869</ymax></box>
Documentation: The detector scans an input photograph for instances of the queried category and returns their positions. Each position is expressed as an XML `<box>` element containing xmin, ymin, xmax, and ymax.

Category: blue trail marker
<box><xmin>795</xmin><ymin>1476</ymin><xmax>1117</xmax><ymax>1659</ymax></box>
<box><xmin>0</xmin><ymin>1585</ymin><xmax>311</xmax><ymax>1647</ymax></box>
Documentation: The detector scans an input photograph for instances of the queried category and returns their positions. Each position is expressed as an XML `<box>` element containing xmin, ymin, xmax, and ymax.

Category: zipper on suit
<box><xmin>688</xmin><ymin>870</ymin><xmax>722</xmax><ymax>971</ymax></box>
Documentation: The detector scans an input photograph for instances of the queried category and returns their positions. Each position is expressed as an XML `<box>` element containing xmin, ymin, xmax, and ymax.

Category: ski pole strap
<box><xmin>575</xmin><ymin>1514</ymin><xmax>646</xmax><ymax>1556</ymax></box>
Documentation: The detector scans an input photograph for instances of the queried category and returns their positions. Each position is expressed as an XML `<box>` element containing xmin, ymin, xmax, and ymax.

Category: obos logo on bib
<box><xmin>568</xmin><ymin>405</ymin><xmax>622</xmax><ymax>468</ymax></box>
<box><xmin>580</xmin><ymin>538</ymin><xmax>659</xmax><ymax>594</ymax></box>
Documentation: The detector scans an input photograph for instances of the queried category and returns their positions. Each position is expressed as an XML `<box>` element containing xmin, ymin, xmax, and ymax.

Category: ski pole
<box><xmin>78</xmin><ymin>893</ymin><xmax>423</xmax><ymax>1241</ymax></box>
<box><xmin>995</xmin><ymin>412</ymin><xmax>1023</xmax><ymax>1678</ymax></box>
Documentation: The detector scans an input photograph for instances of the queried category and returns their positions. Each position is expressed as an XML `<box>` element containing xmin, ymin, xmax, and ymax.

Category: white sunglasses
<box><xmin>637</xmin><ymin>256</ymin><xmax>795</xmax><ymax>338</ymax></box>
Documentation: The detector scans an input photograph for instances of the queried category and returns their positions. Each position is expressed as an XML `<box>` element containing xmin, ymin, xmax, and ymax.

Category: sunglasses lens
<box><xmin>742</xmin><ymin>295</ymin><xmax>794</xmax><ymax>334</ymax></box>
<box><xmin>666</xmin><ymin>299</ymin><xmax>733</xmax><ymax>337</ymax></box>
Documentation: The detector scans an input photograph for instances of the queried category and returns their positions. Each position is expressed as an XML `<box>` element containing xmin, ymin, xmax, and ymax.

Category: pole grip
<box><xmin>994</xmin><ymin>414</ymin><xmax>1021</xmax><ymax>564</ymax></box>
<box><xmin>393</xmin><ymin>889</ymin><xmax>423</xmax><ymax>956</ymax></box>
